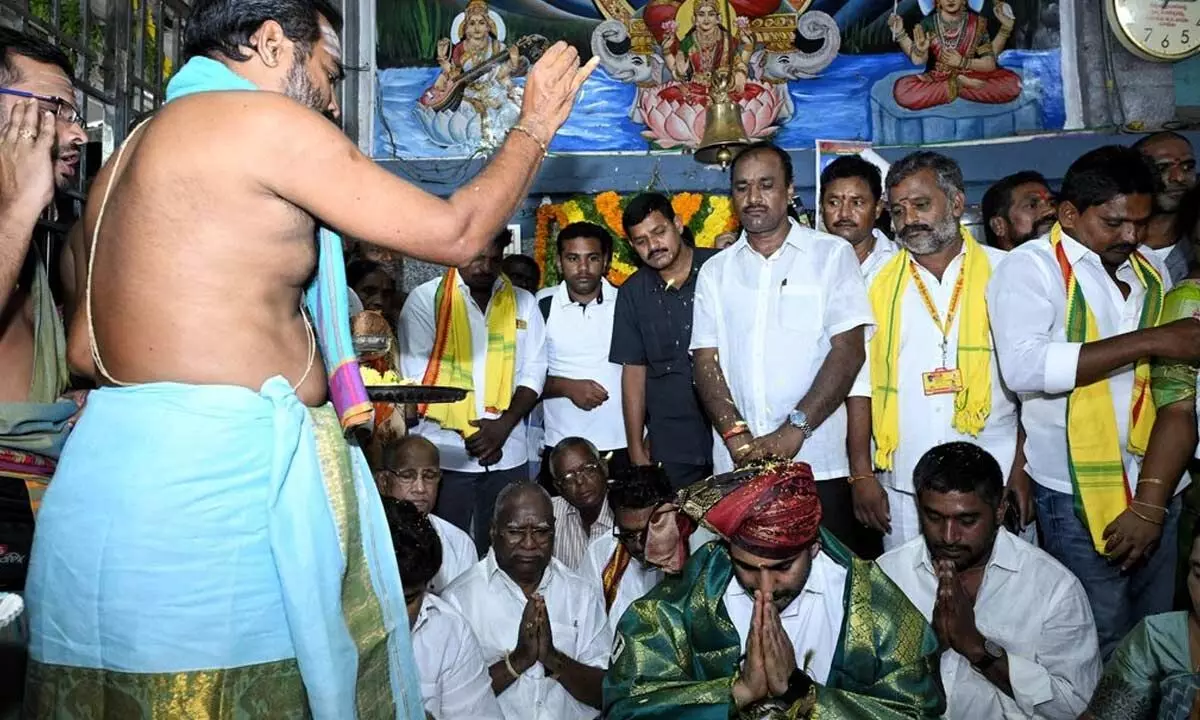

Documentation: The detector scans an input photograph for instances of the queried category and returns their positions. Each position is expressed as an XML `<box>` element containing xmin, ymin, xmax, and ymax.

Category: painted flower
<box><xmin>637</xmin><ymin>83</ymin><xmax>784</xmax><ymax>149</ymax></box>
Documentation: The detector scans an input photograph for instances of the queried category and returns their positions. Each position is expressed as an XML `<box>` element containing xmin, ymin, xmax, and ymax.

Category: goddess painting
<box><xmin>663</xmin><ymin>0</ymin><xmax>756</xmax><ymax>101</ymax></box>
<box><xmin>889</xmin><ymin>0</ymin><xmax>1020</xmax><ymax>111</ymax></box>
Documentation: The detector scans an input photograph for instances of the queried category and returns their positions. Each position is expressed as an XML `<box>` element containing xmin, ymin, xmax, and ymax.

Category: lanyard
<box><xmin>908</xmin><ymin>257</ymin><xmax>966</xmax><ymax>367</ymax></box>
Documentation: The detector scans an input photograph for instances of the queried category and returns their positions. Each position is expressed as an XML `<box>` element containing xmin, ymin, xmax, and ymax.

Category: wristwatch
<box><xmin>973</xmin><ymin>639</ymin><xmax>1005</xmax><ymax>671</ymax></box>
<box><xmin>788</xmin><ymin>409</ymin><xmax>814</xmax><ymax>439</ymax></box>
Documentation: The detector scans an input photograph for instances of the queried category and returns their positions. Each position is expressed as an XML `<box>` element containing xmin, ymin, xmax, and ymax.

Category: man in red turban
<box><xmin>605</xmin><ymin>461</ymin><xmax>945</xmax><ymax>719</ymax></box>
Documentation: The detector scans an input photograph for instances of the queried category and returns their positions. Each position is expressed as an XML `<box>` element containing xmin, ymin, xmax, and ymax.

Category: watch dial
<box><xmin>1113</xmin><ymin>0</ymin><xmax>1200</xmax><ymax>60</ymax></box>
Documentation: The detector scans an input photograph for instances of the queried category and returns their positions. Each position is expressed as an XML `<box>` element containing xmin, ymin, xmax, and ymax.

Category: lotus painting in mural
<box><xmin>375</xmin><ymin>0</ymin><xmax>1072</xmax><ymax>159</ymax></box>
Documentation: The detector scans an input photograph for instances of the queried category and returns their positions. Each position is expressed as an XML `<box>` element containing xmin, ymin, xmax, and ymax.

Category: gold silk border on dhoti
<box><xmin>24</xmin><ymin>658</ymin><xmax>310</xmax><ymax>719</ymax></box>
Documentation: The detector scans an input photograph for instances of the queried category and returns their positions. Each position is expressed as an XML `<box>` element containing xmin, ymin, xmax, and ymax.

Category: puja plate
<box><xmin>366</xmin><ymin>385</ymin><xmax>466</xmax><ymax>404</ymax></box>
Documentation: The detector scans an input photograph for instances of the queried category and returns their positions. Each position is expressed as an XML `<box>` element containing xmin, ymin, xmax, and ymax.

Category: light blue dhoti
<box><xmin>23</xmin><ymin>377</ymin><xmax>424</xmax><ymax>718</ymax></box>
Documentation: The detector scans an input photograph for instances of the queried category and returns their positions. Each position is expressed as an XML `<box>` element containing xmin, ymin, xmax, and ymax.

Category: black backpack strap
<box><xmin>539</xmin><ymin>295</ymin><xmax>554</xmax><ymax>323</ymax></box>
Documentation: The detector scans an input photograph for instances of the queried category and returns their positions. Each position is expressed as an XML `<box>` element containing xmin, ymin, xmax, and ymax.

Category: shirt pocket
<box><xmin>778</xmin><ymin>285</ymin><xmax>824</xmax><ymax>335</ymax></box>
<box><xmin>550</xmin><ymin>618</ymin><xmax>580</xmax><ymax>657</ymax></box>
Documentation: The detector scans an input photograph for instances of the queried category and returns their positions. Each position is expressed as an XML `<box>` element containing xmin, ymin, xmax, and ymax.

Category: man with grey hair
<box><xmin>548</xmin><ymin>437</ymin><xmax>613</xmax><ymax>570</ymax></box>
<box><xmin>443</xmin><ymin>481</ymin><xmax>612</xmax><ymax>719</ymax></box>
<box><xmin>847</xmin><ymin>150</ymin><xmax>1025</xmax><ymax>551</ymax></box>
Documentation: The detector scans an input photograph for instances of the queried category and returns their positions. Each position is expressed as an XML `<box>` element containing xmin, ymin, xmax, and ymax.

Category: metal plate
<box><xmin>366</xmin><ymin>385</ymin><xmax>467</xmax><ymax>404</ymax></box>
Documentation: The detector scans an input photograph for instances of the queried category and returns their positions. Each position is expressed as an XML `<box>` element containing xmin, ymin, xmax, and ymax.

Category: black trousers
<box><xmin>817</xmin><ymin>478</ymin><xmax>883</xmax><ymax>560</ymax></box>
<box><xmin>435</xmin><ymin>464</ymin><xmax>529</xmax><ymax>557</ymax></box>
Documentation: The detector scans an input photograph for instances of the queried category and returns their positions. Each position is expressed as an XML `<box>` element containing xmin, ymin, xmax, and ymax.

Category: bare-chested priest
<box><xmin>22</xmin><ymin>1</ymin><xmax>595</xmax><ymax>717</ymax></box>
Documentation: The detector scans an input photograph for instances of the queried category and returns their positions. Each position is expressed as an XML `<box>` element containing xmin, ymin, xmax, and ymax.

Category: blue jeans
<box><xmin>1034</xmin><ymin>483</ymin><xmax>1180</xmax><ymax>660</ymax></box>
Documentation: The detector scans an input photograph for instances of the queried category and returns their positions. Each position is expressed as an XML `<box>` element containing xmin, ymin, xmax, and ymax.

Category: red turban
<box><xmin>681</xmin><ymin>461</ymin><xmax>822</xmax><ymax>560</ymax></box>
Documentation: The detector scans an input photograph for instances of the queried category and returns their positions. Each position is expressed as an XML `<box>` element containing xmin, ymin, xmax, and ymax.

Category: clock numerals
<box><xmin>1164</xmin><ymin>35</ymin><xmax>1172</xmax><ymax>49</ymax></box>
<box><xmin>1184</xmin><ymin>30</ymin><xmax>1192</xmax><ymax>45</ymax></box>
<box><xmin>1146</xmin><ymin>26</ymin><xmax>1154</xmax><ymax>43</ymax></box>
<box><xmin>1142</xmin><ymin>27</ymin><xmax>1197</xmax><ymax>51</ymax></box>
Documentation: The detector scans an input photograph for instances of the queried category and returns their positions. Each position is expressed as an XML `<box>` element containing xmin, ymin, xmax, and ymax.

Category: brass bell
<box><xmin>694</xmin><ymin>69</ymin><xmax>750</xmax><ymax>168</ymax></box>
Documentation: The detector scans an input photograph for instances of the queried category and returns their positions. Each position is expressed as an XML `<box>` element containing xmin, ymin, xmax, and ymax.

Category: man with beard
<box><xmin>610</xmin><ymin>193</ymin><xmax>715</xmax><ymax>490</ymax></box>
<box><xmin>29</xmin><ymin>0</ymin><xmax>596</xmax><ymax>715</ymax></box>
<box><xmin>989</xmin><ymin>145</ymin><xmax>1200</xmax><ymax>659</ymax></box>
<box><xmin>878</xmin><ymin>442</ymin><xmax>1101</xmax><ymax>719</ymax></box>
<box><xmin>443</xmin><ymin>482</ymin><xmax>611</xmax><ymax>720</ymax></box>
<box><xmin>547</xmin><ymin>437</ymin><xmax>613</xmax><ymax>570</ymax></box>
<box><xmin>603</xmin><ymin>461</ymin><xmax>944</xmax><ymax>719</ymax></box>
<box><xmin>845</xmin><ymin>151</ymin><xmax>1022</xmax><ymax>552</ymax></box>
<box><xmin>537</xmin><ymin>223</ymin><xmax>627</xmax><ymax>486</ymax></box>
<box><xmin>401</xmin><ymin>229</ymin><xmax>548</xmax><ymax>557</ymax></box>
<box><xmin>980</xmin><ymin>171</ymin><xmax>1057</xmax><ymax>251</ymax></box>
<box><xmin>692</xmin><ymin>144</ymin><xmax>877</xmax><ymax>557</ymax></box>
<box><xmin>819</xmin><ymin>154</ymin><xmax>897</xmax><ymax>282</ymax></box>
<box><xmin>1134</xmin><ymin>131</ymin><xmax>1195</xmax><ymax>283</ymax></box>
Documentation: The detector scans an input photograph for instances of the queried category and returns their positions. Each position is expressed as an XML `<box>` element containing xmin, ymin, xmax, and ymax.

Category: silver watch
<box><xmin>788</xmin><ymin>409</ymin><xmax>813</xmax><ymax>439</ymax></box>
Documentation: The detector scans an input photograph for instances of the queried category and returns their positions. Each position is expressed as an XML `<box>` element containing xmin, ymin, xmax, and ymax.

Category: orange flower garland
<box><xmin>671</xmin><ymin>192</ymin><xmax>704</xmax><ymax>226</ymax></box>
<box><xmin>595</xmin><ymin>191</ymin><xmax>625</xmax><ymax>238</ymax></box>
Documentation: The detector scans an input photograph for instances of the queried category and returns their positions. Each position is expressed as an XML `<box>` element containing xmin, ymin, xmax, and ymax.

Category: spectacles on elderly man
<box><xmin>0</xmin><ymin>88</ymin><xmax>82</xmax><ymax>127</ymax></box>
<box><xmin>557</xmin><ymin>461</ymin><xmax>604</xmax><ymax>487</ymax></box>
<box><xmin>375</xmin><ymin>468</ymin><xmax>441</xmax><ymax>490</ymax></box>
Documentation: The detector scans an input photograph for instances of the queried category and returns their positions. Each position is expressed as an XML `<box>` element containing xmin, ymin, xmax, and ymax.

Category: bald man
<box><xmin>376</xmin><ymin>435</ymin><xmax>477</xmax><ymax>593</ymax></box>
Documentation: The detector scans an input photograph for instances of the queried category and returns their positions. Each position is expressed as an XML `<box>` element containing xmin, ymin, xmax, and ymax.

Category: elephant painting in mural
<box><xmin>591</xmin><ymin>19</ymin><xmax>667</xmax><ymax>87</ymax></box>
<box><xmin>749</xmin><ymin>11</ymin><xmax>840</xmax><ymax>83</ymax></box>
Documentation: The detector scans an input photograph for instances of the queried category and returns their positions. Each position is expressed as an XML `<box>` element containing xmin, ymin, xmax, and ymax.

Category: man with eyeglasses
<box><xmin>443</xmin><ymin>481</ymin><xmax>611</xmax><ymax>719</ymax></box>
<box><xmin>0</xmin><ymin>26</ymin><xmax>87</xmax><ymax>646</ymax></box>
<box><xmin>578</xmin><ymin>465</ymin><xmax>674</xmax><ymax>629</ymax></box>
<box><xmin>548</xmin><ymin>437</ymin><xmax>613</xmax><ymax>571</ymax></box>
<box><xmin>375</xmin><ymin>435</ymin><xmax>476</xmax><ymax>593</ymax></box>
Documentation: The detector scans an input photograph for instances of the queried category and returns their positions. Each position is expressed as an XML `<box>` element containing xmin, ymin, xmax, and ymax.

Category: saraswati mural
<box><xmin>375</xmin><ymin>0</ymin><xmax>1076</xmax><ymax>158</ymax></box>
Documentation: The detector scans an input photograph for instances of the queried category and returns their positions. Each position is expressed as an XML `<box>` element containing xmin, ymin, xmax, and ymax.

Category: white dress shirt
<box><xmin>538</xmin><ymin>281</ymin><xmax>626</xmax><ymax>451</ymax></box>
<box><xmin>399</xmin><ymin>274</ymin><xmax>548</xmax><ymax>473</ymax></box>
<box><xmin>860</xmin><ymin>229</ymin><xmax>900</xmax><ymax>283</ymax></box>
<box><xmin>577</xmin><ymin>535</ymin><xmax>663</xmax><ymax>631</ymax></box>
<box><xmin>411</xmin><ymin>593</ymin><xmax>505</xmax><ymax>720</ymax></box>
<box><xmin>551</xmin><ymin>496</ymin><xmax>614</xmax><ymax>571</ymax></box>
<box><xmin>443</xmin><ymin>552</ymin><xmax>613</xmax><ymax>720</ymax></box>
<box><xmin>722</xmin><ymin>550</ymin><xmax>847</xmax><ymax>684</ymax></box>
<box><xmin>691</xmin><ymin>219</ymin><xmax>876</xmax><ymax>479</ymax></box>
<box><xmin>849</xmin><ymin>244</ymin><xmax>1019</xmax><ymax>494</ymax></box>
<box><xmin>988</xmin><ymin>232</ymin><xmax>1189</xmax><ymax>497</ymax></box>
<box><xmin>430</xmin><ymin>513</ymin><xmax>478</xmax><ymax>594</ymax></box>
<box><xmin>877</xmin><ymin>529</ymin><xmax>1101</xmax><ymax>719</ymax></box>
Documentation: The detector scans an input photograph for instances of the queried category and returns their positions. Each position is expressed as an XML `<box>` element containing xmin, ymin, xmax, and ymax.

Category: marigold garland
<box><xmin>534</xmin><ymin>192</ymin><xmax>739</xmax><ymax>289</ymax></box>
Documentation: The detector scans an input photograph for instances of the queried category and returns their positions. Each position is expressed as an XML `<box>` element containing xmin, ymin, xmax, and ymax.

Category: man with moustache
<box><xmin>29</xmin><ymin>0</ymin><xmax>596</xmax><ymax>714</ymax></box>
<box><xmin>846</xmin><ymin>151</ymin><xmax>1021</xmax><ymax>551</ymax></box>
<box><xmin>878</xmin><ymin>442</ymin><xmax>1101</xmax><ymax>720</ymax></box>
<box><xmin>819</xmin><ymin>154</ymin><xmax>897</xmax><ymax>282</ymax></box>
<box><xmin>692</xmin><ymin>143</ymin><xmax>878</xmax><ymax>557</ymax></box>
<box><xmin>981</xmin><ymin>171</ymin><xmax>1057</xmax><ymax>251</ymax></box>
<box><xmin>1134</xmin><ymin>131</ymin><xmax>1195</xmax><ymax>283</ymax></box>
<box><xmin>443</xmin><ymin>482</ymin><xmax>611</xmax><ymax>720</ymax></box>
<box><xmin>537</xmin><ymin>222</ymin><xmax>627</xmax><ymax>485</ymax></box>
<box><xmin>610</xmin><ymin>193</ymin><xmax>715</xmax><ymax>490</ymax></box>
<box><xmin>989</xmin><ymin>145</ymin><xmax>1200</xmax><ymax>658</ymax></box>
<box><xmin>604</xmin><ymin>462</ymin><xmax>944</xmax><ymax>719</ymax></box>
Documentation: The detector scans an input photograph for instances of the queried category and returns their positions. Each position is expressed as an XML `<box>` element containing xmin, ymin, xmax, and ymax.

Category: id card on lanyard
<box><xmin>909</xmin><ymin>259</ymin><xmax>965</xmax><ymax>396</ymax></box>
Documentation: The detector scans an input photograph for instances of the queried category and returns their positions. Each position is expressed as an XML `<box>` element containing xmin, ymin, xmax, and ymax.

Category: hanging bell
<box><xmin>694</xmin><ymin>69</ymin><xmax>750</xmax><ymax>168</ymax></box>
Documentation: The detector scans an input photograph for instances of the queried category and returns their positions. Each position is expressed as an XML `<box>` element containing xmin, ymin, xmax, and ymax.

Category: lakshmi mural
<box><xmin>375</xmin><ymin>0</ymin><xmax>1074</xmax><ymax>158</ymax></box>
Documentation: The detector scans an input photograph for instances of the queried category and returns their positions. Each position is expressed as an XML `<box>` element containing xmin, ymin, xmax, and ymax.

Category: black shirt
<box><xmin>609</xmin><ymin>247</ymin><xmax>716</xmax><ymax>466</ymax></box>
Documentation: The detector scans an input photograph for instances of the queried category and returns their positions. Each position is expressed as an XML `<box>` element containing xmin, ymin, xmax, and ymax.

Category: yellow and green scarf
<box><xmin>869</xmin><ymin>228</ymin><xmax>994</xmax><ymax>470</ymax></box>
<box><xmin>419</xmin><ymin>269</ymin><xmax>517</xmax><ymax>436</ymax></box>
<box><xmin>1051</xmin><ymin>223</ymin><xmax>1163</xmax><ymax>552</ymax></box>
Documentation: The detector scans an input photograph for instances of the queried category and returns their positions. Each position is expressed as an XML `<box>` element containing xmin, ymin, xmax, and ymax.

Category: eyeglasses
<box><xmin>557</xmin><ymin>461</ymin><xmax>604</xmax><ymax>487</ymax></box>
<box><xmin>0</xmin><ymin>88</ymin><xmax>82</xmax><ymax>127</ymax></box>
<box><xmin>375</xmin><ymin>469</ymin><xmax>441</xmax><ymax>489</ymax></box>
<box><xmin>501</xmin><ymin>524</ymin><xmax>554</xmax><ymax>545</ymax></box>
<box><xmin>613</xmin><ymin>526</ymin><xmax>648</xmax><ymax>546</ymax></box>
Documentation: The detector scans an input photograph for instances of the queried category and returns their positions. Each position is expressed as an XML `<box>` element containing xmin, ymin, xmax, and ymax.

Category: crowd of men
<box><xmin>0</xmin><ymin>0</ymin><xmax>1199</xmax><ymax>718</ymax></box>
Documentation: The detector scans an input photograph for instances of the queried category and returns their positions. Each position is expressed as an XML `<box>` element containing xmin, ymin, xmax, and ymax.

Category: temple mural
<box><xmin>375</xmin><ymin>0</ymin><xmax>1075</xmax><ymax>158</ymax></box>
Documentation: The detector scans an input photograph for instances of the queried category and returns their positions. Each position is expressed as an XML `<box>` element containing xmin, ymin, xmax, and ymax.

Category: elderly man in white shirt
<box><xmin>375</xmin><ymin>435</ymin><xmax>477</xmax><ymax>593</ymax></box>
<box><xmin>535</xmin><ymin>222</ymin><xmax>628</xmax><ymax>479</ymax></box>
<box><xmin>691</xmin><ymin>143</ymin><xmax>878</xmax><ymax>559</ymax></box>
<box><xmin>444</xmin><ymin>482</ymin><xmax>611</xmax><ymax>720</ymax></box>
<box><xmin>988</xmin><ymin>145</ymin><xmax>1200</xmax><ymax>658</ymax></box>
<box><xmin>385</xmin><ymin>499</ymin><xmax>504</xmax><ymax>720</ymax></box>
<box><xmin>845</xmin><ymin>151</ymin><xmax>1022</xmax><ymax>552</ymax></box>
<box><xmin>878</xmin><ymin>442</ymin><xmax>1101</xmax><ymax>720</ymax></box>
<box><xmin>400</xmin><ymin>229</ymin><xmax>548</xmax><ymax>556</ymax></box>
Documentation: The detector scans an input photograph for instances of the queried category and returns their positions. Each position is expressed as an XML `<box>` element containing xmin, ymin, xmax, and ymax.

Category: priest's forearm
<box><xmin>795</xmin><ymin>327</ymin><xmax>865</xmax><ymax>431</ymax></box>
<box><xmin>693</xmin><ymin>347</ymin><xmax>746</xmax><ymax>436</ymax></box>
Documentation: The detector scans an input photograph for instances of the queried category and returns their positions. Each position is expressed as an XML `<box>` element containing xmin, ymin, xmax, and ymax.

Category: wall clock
<box><xmin>1105</xmin><ymin>0</ymin><xmax>1200</xmax><ymax>62</ymax></box>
